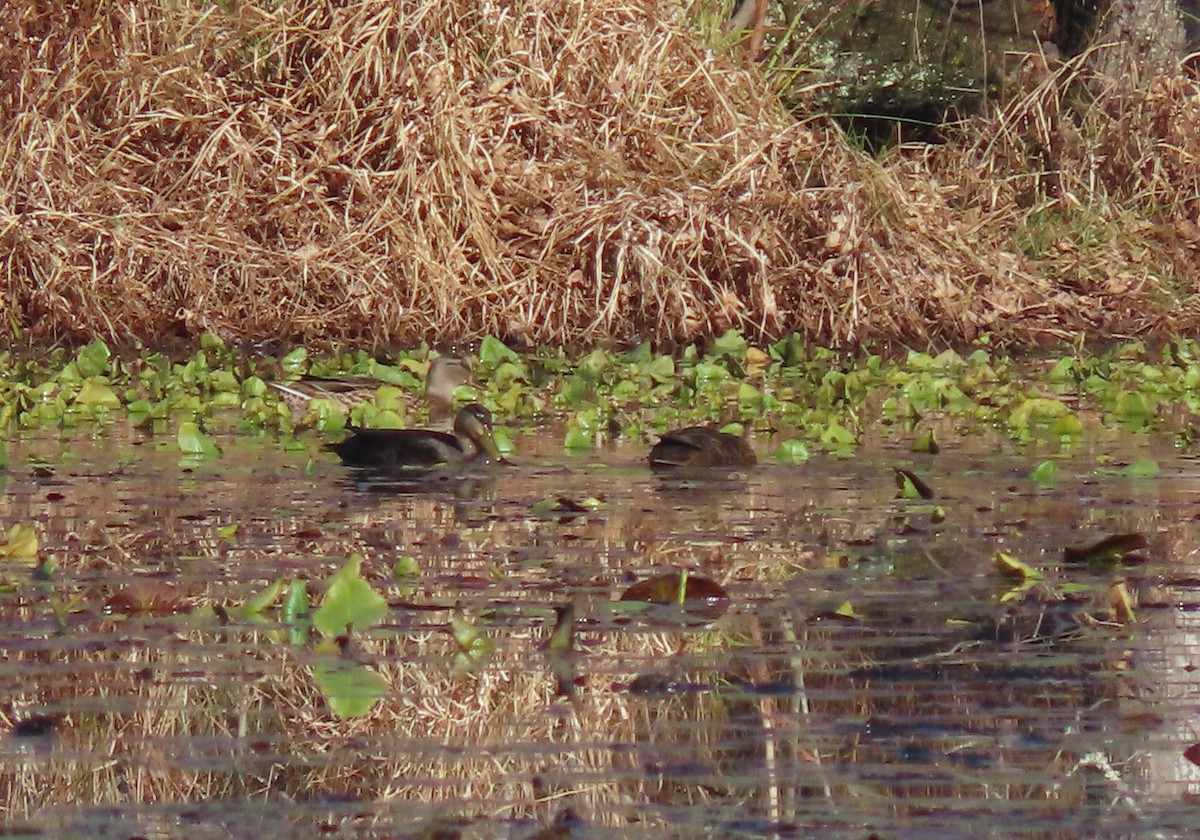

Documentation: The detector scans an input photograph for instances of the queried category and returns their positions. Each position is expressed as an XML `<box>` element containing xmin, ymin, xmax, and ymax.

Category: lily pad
<box><xmin>310</xmin><ymin>658</ymin><xmax>391</xmax><ymax>719</ymax></box>
<box><xmin>177</xmin><ymin>421</ymin><xmax>220</xmax><ymax>457</ymax></box>
<box><xmin>313</xmin><ymin>556</ymin><xmax>389</xmax><ymax>637</ymax></box>
<box><xmin>620</xmin><ymin>571</ymin><xmax>729</xmax><ymax>620</ymax></box>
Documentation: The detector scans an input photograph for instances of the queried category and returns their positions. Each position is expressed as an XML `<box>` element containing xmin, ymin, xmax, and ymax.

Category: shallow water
<box><xmin>3</xmin><ymin>422</ymin><xmax>1200</xmax><ymax>838</ymax></box>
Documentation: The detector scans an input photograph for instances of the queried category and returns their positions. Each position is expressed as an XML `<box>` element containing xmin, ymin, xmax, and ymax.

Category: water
<box><xmin>2</xmin><ymin>422</ymin><xmax>1200</xmax><ymax>838</ymax></box>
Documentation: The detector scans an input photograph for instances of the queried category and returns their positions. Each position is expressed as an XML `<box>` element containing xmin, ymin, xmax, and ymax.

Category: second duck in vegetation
<box><xmin>648</xmin><ymin>426</ymin><xmax>756</xmax><ymax>470</ymax></box>
<box><xmin>270</xmin><ymin>354</ymin><xmax>471</xmax><ymax>420</ymax></box>
<box><xmin>329</xmin><ymin>403</ymin><xmax>503</xmax><ymax>471</ymax></box>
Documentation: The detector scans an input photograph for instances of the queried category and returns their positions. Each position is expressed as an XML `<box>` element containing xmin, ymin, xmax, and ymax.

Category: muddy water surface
<box><xmin>3</xmin><ymin>424</ymin><xmax>1200</xmax><ymax>838</ymax></box>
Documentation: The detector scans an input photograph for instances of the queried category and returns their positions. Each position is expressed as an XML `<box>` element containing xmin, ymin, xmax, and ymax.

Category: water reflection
<box><xmin>0</xmin><ymin>426</ymin><xmax>1198</xmax><ymax>836</ymax></box>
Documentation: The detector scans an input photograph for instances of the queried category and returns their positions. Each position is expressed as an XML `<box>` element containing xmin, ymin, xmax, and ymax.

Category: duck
<box><xmin>329</xmin><ymin>403</ymin><xmax>503</xmax><ymax>471</ymax></box>
<box><xmin>648</xmin><ymin>426</ymin><xmax>756</xmax><ymax>470</ymax></box>
<box><xmin>269</xmin><ymin>354</ymin><xmax>471</xmax><ymax>419</ymax></box>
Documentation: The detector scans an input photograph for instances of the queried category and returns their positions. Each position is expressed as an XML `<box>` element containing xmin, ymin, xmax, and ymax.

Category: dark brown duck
<box><xmin>330</xmin><ymin>403</ymin><xmax>502</xmax><ymax>470</ymax></box>
<box><xmin>648</xmin><ymin>427</ymin><xmax>756</xmax><ymax>470</ymax></box>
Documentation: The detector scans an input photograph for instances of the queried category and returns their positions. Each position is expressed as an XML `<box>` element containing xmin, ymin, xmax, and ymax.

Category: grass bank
<box><xmin>2</xmin><ymin>1</ymin><xmax>1198</xmax><ymax>350</ymax></box>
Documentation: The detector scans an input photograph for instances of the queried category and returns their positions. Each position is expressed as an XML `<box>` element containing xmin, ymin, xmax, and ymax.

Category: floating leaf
<box><xmin>283</xmin><ymin>579</ymin><xmax>310</xmax><ymax>624</ymax></box>
<box><xmin>479</xmin><ymin>335</ymin><xmax>520</xmax><ymax>367</ymax></box>
<box><xmin>75</xmin><ymin>379</ymin><xmax>120</xmax><ymax>407</ymax></box>
<box><xmin>563</xmin><ymin>426</ymin><xmax>593</xmax><ymax>451</ymax></box>
<box><xmin>241</xmin><ymin>580</ymin><xmax>285</xmax><ymax>617</ymax></box>
<box><xmin>450</xmin><ymin>613</ymin><xmax>496</xmax><ymax>673</ymax></box>
<box><xmin>620</xmin><ymin>572</ymin><xmax>728</xmax><ymax>606</ymax></box>
<box><xmin>911</xmin><ymin>428</ymin><xmax>939</xmax><ymax>454</ymax></box>
<box><xmin>74</xmin><ymin>339</ymin><xmax>111</xmax><ymax>378</ymax></box>
<box><xmin>820</xmin><ymin>422</ymin><xmax>856</xmax><ymax>445</ymax></box>
<box><xmin>177</xmin><ymin>421</ymin><xmax>220</xmax><ymax>457</ymax></box>
<box><xmin>1048</xmin><ymin>414</ymin><xmax>1084</xmax><ymax>437</ymax></box>
<box><xmin>0</xmin><ymin>524</ymin><xmax>38</xmax><ymax>561</ymax></box>
<box><xmin>242</xmin><ymin>375</ymin><xmax>267</xmax><ymax>398</ymax></box>
<box><xmin>894</xmin><ymin>468</ymin><xmax>934</xmax><ymax>500</ymax></box>
<box><xmin>645</xmin><ymin>355</ymin><xmax>675</xmax><ymax>382</ymax></box>
<box><xmin>281</xmin><ymin>346</ymin><xmax>308</xmax><ymax>373</ymax></box>
<box><xmin>775</xmin><ymin>439</ymin><xmax>809</xmax><ymax>464</ymax></box>
<box><xmin>711</xmin><ymin>329</ymin><xmax>748</xmax><ymax>359</ymax></box>
<box><xmin>313</xmin><ymin>556</ymin><xmax>389</xmax><ymax>637</ymax></box>
<box><xmin>310</xmin><ymin>659</ymin><xmax>391</xmax><ymax>719</ymax></box>
<box><xmin>1122</xmin><ymin>458</ymin><xmax>1159</xmax><ymax>478</ymax></box>
<box><xmin>623</xmin><ymin>343</ymin><xmax>652</xmax><ymax>364</ymax></box>
<box><xmin>1184</xmin><ymin>743</ymin><xmax>1200</xmax><ymax>768</ymax></box>
<box><xmin>491</xmin><ymin>426</ymin><xmax>515</xmax><ymax>455</ymax></box>
<box><xmin>995</xmin><ymin>551</ymin><xmax>1043</xmax><ymax>581</ymax></box>
<box><xmin>394</xmin><ymin>556</ymin><xmax>421</xmax><ymax>580</ymax></box>
<box><xmin>834</xmin><ymin>601</ymin><xmax>859</xmax><ymax>620</ymax></box>
<box><xmin>1030</xmin><ymin>460</ymin><xmax>1058</xmax><ymax>484</ymax></box>
<box><xmin>1008</xmin><ymin>398</ymin><xmax>1072</xmax><ymax>430</ymax></box>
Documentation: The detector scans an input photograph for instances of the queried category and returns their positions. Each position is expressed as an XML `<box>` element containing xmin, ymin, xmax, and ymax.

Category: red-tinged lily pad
<box><xmin>621</xmin><ymin>572</ymin><xmax>728</xmax><ymax>605</ymax></box>
<box><xmin>105</xmin><ymin>582</ymin><xmax>189</xmax><ymax>616</ymax></box>
<box><xmin>1122</xmin><ymin>712</ymin><xmax>1164</xmax><ymax>733</ymax></box>
<box><xmin>1184</xmin><ymin>742</ymin><xmax>1200</xmax><ymax>768</ymax></box>
<box><xmin>1063</xmin><ymin>533</ymin><xmax>1149</xmax><ymax>566</ymax></box>
<box><xmin>620</xmin><ymin>572</ymin><xmax>729</xmax><ymax>622</ymax></box>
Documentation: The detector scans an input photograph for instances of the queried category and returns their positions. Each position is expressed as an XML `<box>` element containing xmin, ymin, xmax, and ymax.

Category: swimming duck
<box><xmin>269</xmin><ymin>355</ymin><xmax>471</xmax><ymax>419</ymax></box>
<box><xmin>329</xmin><ymin>403</ymin><xmax>503</xmax><ymax>471</ymax></box>
<box><xmin>648</xmin><ymin>426</ymin><xmax>756</xmax><ymax>470</ymax></box>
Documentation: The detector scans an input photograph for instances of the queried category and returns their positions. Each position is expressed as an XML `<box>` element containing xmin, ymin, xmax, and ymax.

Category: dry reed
<box><xmin>1</xmin><ymin>0</ymin><xmax>1198</xmax><ymax>352</ymax></box>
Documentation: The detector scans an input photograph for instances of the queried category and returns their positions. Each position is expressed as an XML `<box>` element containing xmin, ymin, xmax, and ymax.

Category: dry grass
<box><xmin>1</xmin><ymin>0</ymin><xmax>1198</xmax><ymax>351</ymax></box>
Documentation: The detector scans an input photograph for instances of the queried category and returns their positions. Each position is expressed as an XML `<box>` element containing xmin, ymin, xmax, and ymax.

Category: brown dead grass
<box><xmin>1</xmin><ymin>0</ymin><xmax>1198</xmax><ymax>351</ymax></box>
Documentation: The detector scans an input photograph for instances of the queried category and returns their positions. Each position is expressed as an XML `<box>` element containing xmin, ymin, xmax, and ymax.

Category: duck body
<box><xmin>269</xmin><ymin>376</ymin><xmax>379</xmax><ymax>414</ymax></box>
<box><xmin>648</xmin><ymin>426</ymin><xmax>756</xmax><ymax>470</ymax></box>
<box><xmin>329</xmin><ymin>403</ymin><xmax>502</xmax><ymax>472</ymax></box>
<box><xmin>269</xmin><ymin>355</ymin><xmax>471</xmax><ymax>420</ymax></box>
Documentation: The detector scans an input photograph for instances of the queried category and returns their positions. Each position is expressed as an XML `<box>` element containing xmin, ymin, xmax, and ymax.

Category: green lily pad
<box><xmin>995</xmin><ymin>551</ymin><xmax>1043</xmax><ymax>581</ymax></box>
<box><xmin>75</xmin><ymin>379</ymin><xmax>120</xmax><ymax>407</ymax></box>
<box><xmin>775</xmin><ymin>439</ymin><xmax>809</xmax><ymax>464</ymax></box>
<box><xmin>479</xmin><ymin>335</ymin><xmax>520</xmax><ymax>367</ymax></box>
<box><xmin>313</xmin><ymin>556</ymin><xmax>389</xmax><ymax>637</ymax></box>
<box><xmin>177</xmin><ymin>422</ymin><xmax>220</xmax><ymax>457</ymax></box>
<box><xmin>1122</xmin><ymin>458</ymin><xmax>1159</xmax><ymax>477</ymax></box>
<box><xmin>1030</xmin><ymin>460</ymin><xmax>1058</xmax><ymax>483</ymax></box>
<box><xmin>75</xmin><ymin>340</ymin><xmax>112</xmax><ymax>378</ymax></box>
<box><xmin>311</xmin><ymin>659</ymin><xmax>391</xmax><ymax>719</ymax></box>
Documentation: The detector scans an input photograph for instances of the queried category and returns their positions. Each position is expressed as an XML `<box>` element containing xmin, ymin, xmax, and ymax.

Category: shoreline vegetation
<box><xmin>2</xmin><ymin>1</ymin><xmax>1198</xmax><ymax>353</ymax></box>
